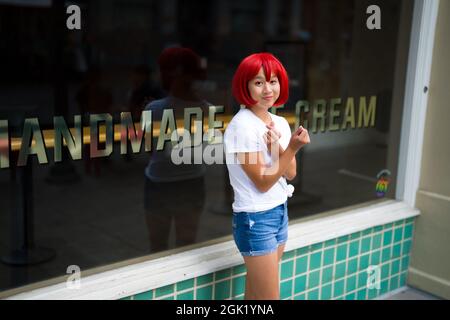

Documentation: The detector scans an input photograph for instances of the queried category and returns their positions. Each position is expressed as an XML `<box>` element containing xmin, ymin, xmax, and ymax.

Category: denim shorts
<box><xmin>232</xmin><ymin>201</ymin><xmax>288</xmax><ymax>257</ymax></box>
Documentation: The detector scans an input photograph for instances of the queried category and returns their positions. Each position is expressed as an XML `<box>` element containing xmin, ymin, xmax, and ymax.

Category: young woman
<box><xmin>224</xmin><ymin>53</ymin><xmax>310</xmax><ymax>300</ymax></box>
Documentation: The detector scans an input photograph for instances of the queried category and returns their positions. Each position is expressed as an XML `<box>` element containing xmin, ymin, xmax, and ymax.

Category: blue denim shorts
<box><xmin>232</xmin><ymin>201</ymin><xmax>288</xmax><ymax>257</ymax></box>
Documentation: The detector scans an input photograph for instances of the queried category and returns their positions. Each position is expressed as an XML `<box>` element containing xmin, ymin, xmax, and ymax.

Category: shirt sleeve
<box><xmin>224</xmin><ymin>123</ymin><xmax>264</xmax><ymax>153</ymax></box>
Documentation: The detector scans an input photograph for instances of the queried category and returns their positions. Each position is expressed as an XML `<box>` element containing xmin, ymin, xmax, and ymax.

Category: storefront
<box><xmin>0</xmin><ymin>0</ymin><xmax>447</xmax><ymax>300</ymax></box>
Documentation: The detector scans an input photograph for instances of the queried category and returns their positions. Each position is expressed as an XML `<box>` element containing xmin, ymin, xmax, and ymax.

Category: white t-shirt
<box><xmin>224</xmin><ymin>108</ymin><xmax>293</xmax><ymax>212</ymax></box>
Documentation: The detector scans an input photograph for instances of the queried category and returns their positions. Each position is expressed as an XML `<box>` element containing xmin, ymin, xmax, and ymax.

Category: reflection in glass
<box><xmin>143</xmin><ymin>47</ymin><xmax>209</xmax><ymax>252</ymax></box>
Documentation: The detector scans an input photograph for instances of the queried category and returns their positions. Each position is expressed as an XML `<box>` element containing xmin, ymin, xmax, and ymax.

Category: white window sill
<box><xmin>5</xmin><ymin>199</ymin><xmax>419</xmax><ymax>300</ymax></box>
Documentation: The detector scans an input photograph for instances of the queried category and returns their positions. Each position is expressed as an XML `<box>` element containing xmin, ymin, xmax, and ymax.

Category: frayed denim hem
<box><xmin>240</xmin><ymin>243</ymin><xmax>285</xmax><ymax>257</ymax></box>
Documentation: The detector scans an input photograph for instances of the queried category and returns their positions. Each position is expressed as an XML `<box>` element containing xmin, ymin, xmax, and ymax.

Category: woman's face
<box><xmin>247</xmin><ymin>67</ymin><xmax>280</xmax><ymax>109</ymax></box>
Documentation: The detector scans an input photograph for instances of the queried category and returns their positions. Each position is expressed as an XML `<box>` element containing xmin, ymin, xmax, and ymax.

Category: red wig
<box><xmin>232</xmin><ymin>53</ymin><xmax>289</xmax><ymax>108</ymax></box>
<box><xmin>158</xmin><ymin>47</ymin><xmax>204</xmax><ymax>91</ymax></box>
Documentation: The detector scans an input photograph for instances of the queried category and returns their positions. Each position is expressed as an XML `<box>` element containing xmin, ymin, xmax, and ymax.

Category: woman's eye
<box><xmin>255</xmin><ymin>81</ymin><xmax>262</xmax><ymax>85</ymax></box>
<box><xmin>271</xmin><ymin>80</ymin><xmax>278</xmax><ymax>84</ymax></box>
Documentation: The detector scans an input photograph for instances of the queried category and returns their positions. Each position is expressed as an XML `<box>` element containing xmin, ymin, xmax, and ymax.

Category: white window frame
<box><xmin>396</xmin><ymin>0</ymin><xmax>439</xmax><ymax>208</ymax></box>
<box><xmin>3</xmin><ymin>0</ymin><xmax>439</xmax><ymax>300</ymax></box>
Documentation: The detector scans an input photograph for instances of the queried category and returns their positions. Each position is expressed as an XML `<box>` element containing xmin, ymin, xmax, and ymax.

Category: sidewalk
<box><xmin>379</xmin><ymin>286</ymin><xmax>442</xmax><ymax>300</ymax></box>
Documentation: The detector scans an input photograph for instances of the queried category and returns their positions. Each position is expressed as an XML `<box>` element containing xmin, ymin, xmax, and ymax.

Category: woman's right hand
<box><xmin>288</xmin><ymin>126</ymin><xmax>310</xmax><ymax>152</ymax></box>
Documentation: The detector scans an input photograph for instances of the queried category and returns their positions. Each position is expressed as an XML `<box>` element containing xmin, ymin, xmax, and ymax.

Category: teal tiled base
<box><xmin>121</xmin><ymin>217</ymin><xmax>415</xmax><ymax>300</ymax></box>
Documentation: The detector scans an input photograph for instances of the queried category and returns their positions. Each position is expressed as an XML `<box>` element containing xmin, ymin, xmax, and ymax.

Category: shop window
<box><xmin>0</xmin><ymin>0</ymin><xmax>413</xmax><ymax>293</ymax></box>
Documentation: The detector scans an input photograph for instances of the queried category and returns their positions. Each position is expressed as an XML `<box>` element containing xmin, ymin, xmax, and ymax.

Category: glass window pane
<box><xmin>0</xmin><ymin>0</ymin><xmax>413</xmax><ymax>293</ymax></box>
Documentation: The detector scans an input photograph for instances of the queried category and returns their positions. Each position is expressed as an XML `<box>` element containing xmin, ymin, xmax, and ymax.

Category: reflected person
<box><xmin>143</xmin><ymin>47</ymin><xmax>210</xmax><ymax>253</ymax></box>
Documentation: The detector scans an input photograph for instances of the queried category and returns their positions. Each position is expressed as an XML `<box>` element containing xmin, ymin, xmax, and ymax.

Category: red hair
<box><xmin>158</xmin><ymin>47</ymin><xmax>204</xmax><ymax>91</ymax></box>
<box><xmin>232</xmin><ymin>53</ymin><xmax>289</xmax><ymax>108</ymax></box>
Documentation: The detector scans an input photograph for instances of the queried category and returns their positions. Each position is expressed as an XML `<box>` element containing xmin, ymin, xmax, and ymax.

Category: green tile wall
<box><xmin>120</xmin><ymin>217</ymin><xmax>415</xmax><ymax>300</ymax></box>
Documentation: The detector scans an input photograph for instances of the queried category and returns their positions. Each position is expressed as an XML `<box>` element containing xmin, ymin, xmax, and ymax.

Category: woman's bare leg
<box><xmin>245</xmin><ymin>244</ymin><xmax>286</xmax><ymax>300</ymax></box>
<box><xmin>277</xmin><ymin>243</ymin><xmax>286</xmax><ymax>263</ymax></box>
<box><xmin>243</xmin><ymin>250</ymin><xmax>280</xmax><ymax>300</ymax></box>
